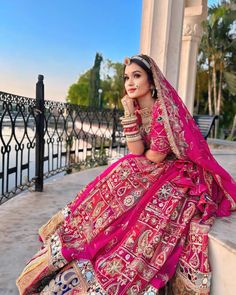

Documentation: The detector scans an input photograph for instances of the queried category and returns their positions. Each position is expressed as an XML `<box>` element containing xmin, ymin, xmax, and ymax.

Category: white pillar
<box><xmin>140</xmin><ymin>0</ymin><xmax>185</xmax><ymax>90</ymax></box>
<box><xmin>178</xmin><ymin>0</ymin><xmax>207</xmax><ymax>114</ymax></box>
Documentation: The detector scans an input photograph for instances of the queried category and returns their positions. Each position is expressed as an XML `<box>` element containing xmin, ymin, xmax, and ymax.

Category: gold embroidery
<box><xmin>104</xmin><ymin>258</ymin><xmax>124</xmax><ymax>276</ymax></box>
<box><xmin>137</xmin><ymin>230</ymin><xmax>152</xmax><ymax>254</ymax></box>
<box><xmin>215</xmin><ymin>174</ymin><xmax>236</xmax><ymax>210</ymax></box>
<box><xmin>92</xmin><ymin>201</ymin><xmax>104</xmax><ymax>218</ymax></box>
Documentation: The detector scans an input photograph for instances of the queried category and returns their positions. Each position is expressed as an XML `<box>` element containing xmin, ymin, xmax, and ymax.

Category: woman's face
<box><xmin>124</xmin><ymin>62</ymin><xmax>151</xmax><ymax>99</ymax></box>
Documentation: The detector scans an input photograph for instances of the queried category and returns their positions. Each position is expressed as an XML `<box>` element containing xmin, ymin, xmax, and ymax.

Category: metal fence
<box><xmin>0</xmin><ymin>75</ymin><xmax>126</xmax><ymax>204</ymax></box>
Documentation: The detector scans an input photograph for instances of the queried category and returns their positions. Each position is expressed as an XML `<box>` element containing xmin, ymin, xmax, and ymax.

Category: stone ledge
<box><xmin>209</xmin><ymin>214</ymin><xmax>236</xmax><ymax>294</ymax></box>
<box><xmin>207</xmin><ymin>138</ymin><xmax>236</xmax><ymax>148</ymax></box>
<box><xmin>209</xmin><ymin>214</ymin><xmax>236</xmax><ymax>254</ymax></box>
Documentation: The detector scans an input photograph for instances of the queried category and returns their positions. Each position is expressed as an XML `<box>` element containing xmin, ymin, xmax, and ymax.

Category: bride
<box><xmin>17</xmin><ymin>54</ymin><xmax>236</xmax><ymax>295</ymax></box>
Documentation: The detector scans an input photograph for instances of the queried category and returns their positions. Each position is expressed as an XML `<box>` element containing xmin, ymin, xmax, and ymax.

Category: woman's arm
<box><xmin>126</xmin><ymin>138</ymin><xmax>145</xmax><ymax>155</ymax></box>
<box><xmin>120</xmin><ymin>95</ymin><xmax>145</xmax><ymax>155</ymax></box>
<box><xmin>120</xmin><ymin>96</ymin><xmax>168</xmax><ymax>158</ymax></box>
<box><xmin>145</xmin><ymin>149</ymin><xmax>167</xmax><ymax>163</ymax></box>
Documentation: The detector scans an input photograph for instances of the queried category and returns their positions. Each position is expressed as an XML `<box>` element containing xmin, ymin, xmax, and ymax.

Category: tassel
<box><xmin>39</xmin><ymin>211</ymin><xmax>64</xmax><ymax>243</ymax></box>
<box><xmin>16</xmin><ymin>247</ymin><xmax>51</xmax><ymax>295</ymax></box>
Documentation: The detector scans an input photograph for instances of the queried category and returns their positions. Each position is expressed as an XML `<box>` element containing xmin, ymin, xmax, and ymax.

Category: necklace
<box><xmin>137</xmin><ymin>107</ymin><xmax>152</xmax><ymax>134</ymax></box>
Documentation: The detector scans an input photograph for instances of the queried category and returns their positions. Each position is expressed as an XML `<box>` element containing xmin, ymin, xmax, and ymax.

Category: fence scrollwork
<box><xmin>0</xmin><ymin>85</ymin><xmax>126</xmax><ymax>204</ymax></box>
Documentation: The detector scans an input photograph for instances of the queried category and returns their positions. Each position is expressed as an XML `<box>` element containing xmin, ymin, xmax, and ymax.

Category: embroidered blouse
<box><xmin>137</xmin><ymin>100</ymin><xmax>171</xmax><ymax>155</ymax></box>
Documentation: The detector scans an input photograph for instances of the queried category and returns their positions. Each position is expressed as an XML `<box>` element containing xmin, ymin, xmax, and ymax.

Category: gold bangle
<box><xmin>126</xmin><ymin>133</ymin><xmax>141</xmax><ymax>138</ymax></box>
<box><xmin>126</xmin><ymin>134</ymin><xmax>142</xmax><ymax>142</ymax></box>
<box><xmin>126</xmin><ymin>131</ymin><xmax>141</xmax><ymax>138</ymax></box>
<box><xmin>120</xmin><ymin>115</ymin><xmax>137</xmax><ymax>125</ymax></box>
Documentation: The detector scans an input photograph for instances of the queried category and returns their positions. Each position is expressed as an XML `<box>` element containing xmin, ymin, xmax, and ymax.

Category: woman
<box><xmin>17</xmin><ymin>54</ymin><xmax>236</xmax><ymax>294</ymax></box>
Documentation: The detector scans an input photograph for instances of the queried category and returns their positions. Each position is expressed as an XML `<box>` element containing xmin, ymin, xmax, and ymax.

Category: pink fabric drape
<box><xmin>148</xmin><ymin>55</ymin><xmax>236</xmax><ymax>215</ymax></box>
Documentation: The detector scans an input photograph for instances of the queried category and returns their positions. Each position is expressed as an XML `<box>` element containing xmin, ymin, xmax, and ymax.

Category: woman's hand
<box><xmin>120</xmin><ymin>95</ymin><xmax>144</xmax><ymax>155</ymax></box>
<box><xmin>145</xmin><ymin>149</ymin><xmax>167</xmax><ymax>163</ymax></box>
<box><xmin>121</xmin><ymin>95</ymin><xmax>135</xmax><ymax>116</ymax></box>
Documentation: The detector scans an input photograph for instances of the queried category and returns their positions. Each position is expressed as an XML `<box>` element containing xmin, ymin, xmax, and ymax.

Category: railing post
<box><xmin>35</xmin><ymin>75</ymin><xmax>45</xmax><ymax>191</ymax></box>
<box><xmin>111</xmin><ymin>105</ymin><xmax>118</xmax><ymax>148</ymax></box>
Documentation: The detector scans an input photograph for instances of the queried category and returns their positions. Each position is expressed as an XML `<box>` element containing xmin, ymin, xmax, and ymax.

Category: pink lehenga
<box><xmin>16</xmin><ymin>57</ymin><xmax>236</xmax><ymax>295</ymax></box>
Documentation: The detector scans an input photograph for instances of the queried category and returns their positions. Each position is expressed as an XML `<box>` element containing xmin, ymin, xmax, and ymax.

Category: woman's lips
<box><xmin>128</xmin><ymin>88</ymin><xmax>136</xmax><ymax>92</ymax></box>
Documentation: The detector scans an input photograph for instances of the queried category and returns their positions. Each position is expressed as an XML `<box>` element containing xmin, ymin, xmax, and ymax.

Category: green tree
<box><xmin>101</xmin><ymin>60</ymin><xmax>124</xmax><ymax>109</ymax></box>
<box><xmin>196</xmin><ymin>0</ymin><xmax>236</xmax><ymax>136</ymax></box>
<box><xmin>66</xmin><ymin>54</ymin><xmax>125</xmax><ymax>109</ymax></box>
<box><xmin>89</xmin><ymin>53</ymin><xmax>103</xmax><ymax>107</ymax></box>
<box><xmin>67</xmin><ymin>69</ymin><xmax>91</xmax><ymax>106</ymax></box>
<box><xmin>195</xmin><ymin>66</ymin><xmax>209</xmax><ymax>114</ymax></box>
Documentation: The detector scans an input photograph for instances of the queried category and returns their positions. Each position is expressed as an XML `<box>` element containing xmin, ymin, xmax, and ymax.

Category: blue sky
<box><xmin>0</xmin><ymin>0</ymin><xmax>219</xmax><ymax>101</ymax></box>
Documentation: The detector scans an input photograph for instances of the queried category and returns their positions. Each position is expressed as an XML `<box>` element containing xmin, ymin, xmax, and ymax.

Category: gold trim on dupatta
<box><xmin>148</xmin><ymin>57</ymin><xmax>185</xmax><ymax>159</ymax></box>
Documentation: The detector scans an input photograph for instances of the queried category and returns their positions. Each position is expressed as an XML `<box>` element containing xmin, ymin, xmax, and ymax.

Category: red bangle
<box><xmin>123</xmin><ymin>125</ymin><xmax>139</xmax><ymax>133</ymax></box>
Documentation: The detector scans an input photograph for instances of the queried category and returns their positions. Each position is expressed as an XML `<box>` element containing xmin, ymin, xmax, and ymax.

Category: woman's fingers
<box><xmin>121</xmin><ymin>96</ymin><xmax>135</xmax><ymax>115</ymax></box>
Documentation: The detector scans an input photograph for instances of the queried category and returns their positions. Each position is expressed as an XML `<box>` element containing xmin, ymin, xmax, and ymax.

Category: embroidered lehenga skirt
<box><xmin>17</xmin><ymin>101</ymin><xmax>215</xmax><ymax>294</ymax></box>
<box><xmin>17</xmin><ymin>154</ymin><xmax>212</xmax><ymax>294</ymax></box>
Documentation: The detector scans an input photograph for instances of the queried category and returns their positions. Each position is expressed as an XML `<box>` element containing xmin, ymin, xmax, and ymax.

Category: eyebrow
<box><xmin>124</xmin><ymin>70</ymin><xmax>142</xmax><ymax>76</ymax></box>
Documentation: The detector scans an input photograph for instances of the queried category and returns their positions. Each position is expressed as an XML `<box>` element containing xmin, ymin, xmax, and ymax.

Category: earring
<box><xmin>151</xmin><ymin>87</ymin><xmax>156</xmax><ymax>98</ymax></box>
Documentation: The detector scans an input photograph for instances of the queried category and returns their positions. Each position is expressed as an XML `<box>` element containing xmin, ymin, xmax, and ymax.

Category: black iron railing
<box><xmin>0</xmin><ymin>76</ymin><xmax>126</xmax><ymax>204</ymax></box>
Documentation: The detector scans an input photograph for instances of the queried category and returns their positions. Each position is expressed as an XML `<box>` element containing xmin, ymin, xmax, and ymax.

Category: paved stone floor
<box><xmin>0</xmin><ymin>148</ymin><xmax>235</xmax><ymax>295</ymax></box>
<box><xmin>0</xmin><ymin>167</ymin><xmax>106</xmax><ymax>295</ymax></box>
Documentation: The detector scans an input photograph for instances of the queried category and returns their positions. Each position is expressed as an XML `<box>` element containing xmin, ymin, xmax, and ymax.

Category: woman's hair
<box><xmin>123</xmin><ymin>54</ymin><xmax>157</xmax><ymax>98</ymax></box>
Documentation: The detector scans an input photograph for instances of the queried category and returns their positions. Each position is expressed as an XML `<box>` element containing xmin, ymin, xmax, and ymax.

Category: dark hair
<box><xmin>123</xmin><ymin>54</ymin><xmax>157</xmax><ymax>98</ymax></box>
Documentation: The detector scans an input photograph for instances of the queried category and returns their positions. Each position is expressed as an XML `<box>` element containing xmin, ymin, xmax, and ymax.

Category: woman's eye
<box><xmin>123</xmin><ymin>76</ymin><xmax>129</xmax><ymax>81</ymax></box>
<box><xmin>134</xmin><ymin>74</ymin><xmax>141</xmax><ymax>78</ymax></box>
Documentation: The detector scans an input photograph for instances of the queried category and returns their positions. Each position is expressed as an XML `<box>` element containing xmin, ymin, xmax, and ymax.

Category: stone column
<box><xmin>140</xmin><ymin>0</ymin><xmax>185</xmax><ymax>90</ymax></box>
<box><xmin>178</xmin><ymin>0</ymin><xmax>207</xmax><ymax>114</ymax></box>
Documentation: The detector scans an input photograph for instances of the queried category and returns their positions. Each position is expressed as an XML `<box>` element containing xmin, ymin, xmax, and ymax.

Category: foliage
<box><xmin>67</xmin><ymin>53</ymin><xmax>124</xmax><ymax>109</ymax></box>
<box><xmin>195</xmin><ymin>0</ymin><xmax>236</xmax><ymax>137</ymax></box>
<box><xmin>195</xmin><ymin>68</ymin><xmax>209</xmax><ymax>114</ymax></box>
<box><xmin>66</xmin><ymin>145</ymin><xmax>109</xmax><ymax>174</ymax></box>
<box><xmin>100</xmin><ymin>59</ymin><xmax>124</xmax><ymax>109</ymax></box>
<box><xmin>67</xmin><ymin>69</ymin><xmax>91</xmax><ymax>105</ymax></box>
<box><xmin>89</xmin><ymin>53</ymin><xmax>103</xmax><ymax>107</ymax></box>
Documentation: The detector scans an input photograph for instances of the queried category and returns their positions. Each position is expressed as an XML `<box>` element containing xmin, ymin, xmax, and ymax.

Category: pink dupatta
<box><xmin>148</xmin><ymin>56</ymin><xmax>236</xmax><ymax>216</ymax></box>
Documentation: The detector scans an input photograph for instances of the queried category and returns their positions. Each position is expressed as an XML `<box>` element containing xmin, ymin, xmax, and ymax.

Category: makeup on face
<box><xmin>124</xmin><ymin>63</ymin><xmax>151</xmax><ymax>100</ymax></box>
